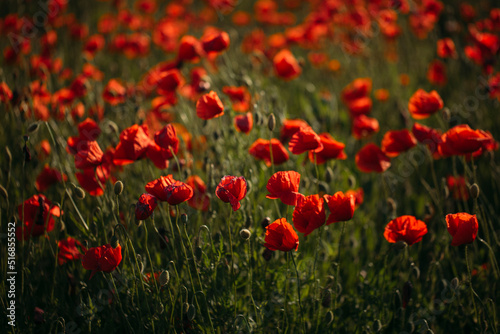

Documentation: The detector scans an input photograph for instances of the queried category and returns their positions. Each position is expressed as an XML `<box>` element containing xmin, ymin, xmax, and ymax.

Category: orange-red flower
<box><xmin>352</xmin><ymin>115</ymin><xmax>379</xmax><ymax>139</ymax></box>
<box><xmin>446</xmin><ymin>213</ymin><xmax>478</xmax><ymax>246</ymax></box>
<box><xmin>201</xmin><ymin>28</ymin><xmax>230</xmax><ymax>54</ymax></box>
<box><xmin>381</xmin><ymin>129</ymin><xmax>417</xmax><ymax>157</ymax></box>
<box><xmin>384</xmin><ymin>215</ymin><xmax>428</xmax><ymax>246</ymax></box>
<box><xmin>234</xmin><ymin>112</ymin><xmax>253</xmax><ymax>134</ymax></box>
<box><xmin>249</xmin><ymin>138</ymin><xmax>289</xmax><ymax>166</ymax></box>
<box><xmin>76</xmin><ymin>164</ymin><xmax>110</xmax><ymax>197</ymax></box>
<box><xmin>16</xmin><ymin>194</ymin><xmax>61</xmax><ymax>241</ymax></box>
<box><xmin>308</xmin><ymin>133</ymin><xmax>347</xmax><ymax>164</ymax></box>
<box><xmin>186</xmin><ymin>175</ymin><xmax>210</xmax><ymax>211</ymax></box>
<box><xmin>0</xmin><ymin>81</ymin><xmax>13</xmax><ymax>104</ymax></box>
<box><xmin>427</xmin><ymin>59</ymin><xmax>447</xmax><ymax>86</ymax></box>
<box><xmin>223</xmin><ymin>86</ymin><xmax>251</xmax><ymax>112</ymax></box>
<box><xmin>412</xmin><ymin>122</ymin><xmax>443</xmax><ymax>156</ymax></box>
<box><xmin>156</xmin><ymin>69</ymin><xmax>184</xmax><ymax>95</ymax></box>
<box><xmin>113</xmin><ymin>124</ymin><xmax>152</xmax><ymax>165</ymax></box>
<box><xmin>82</xmin><ymin>244</ymin><xmax>122</xmax><ymax>279</ymax></box>
<box><xmin>289</xmin><ymin>127</ymin><xmax>323</xmax><ymax>155</ymax></box>
<box><xmin>324</xmin><ymin>191</ymin><xmax>356</xmax><ymax>225</ymax></box>
<box><xmin>346</xmin><ymin>96</ymin><xmax>373</xmax><ymax>116</ymax></box>
<box><xmin>439</xmin><ymin>124</ymin><xmax>495</xmax><ymax>157</ymax></box>
<box><xmin>103</xmin><ymin>79</ymin><xmax>127</xmax><ymax>105</ymax></box>
<box><xmin>292</xmin><ymin>195</ymin><xmax>326</xmax><ymax>236</ymax></box>
<box><xmin>135</xmin><ymin>193</ymin><xmax>158</xmax><ymax>220</ymax></box>
<box><xmin>273</xmin><ymin>49</ymin><xmax>301</xmax><ymax>81</ymax></box>
<box><xmin>447</xmin><ymin>176</ymin><xmax>469</xmax><ymax>200</ymax></box>
<box><xmin>266</xmin><ymin>171</ymin><xmax>303</xmax><ymax>206</ymax></box>
<box><xmin>355</xmin><ymin>143</ymin><xmax>391</xmax><ymax>173</ymax></box>
<box><xmin>74</xmin><ymin>140</ymin><xmax>104</xmax><ymax>169</ymax></box>
<box><xmin>147</xmin><ymin>124</ymin><xmax>179</xmax><ymax>169</ymax></box>
<box><xmin>177</xmin><ymin>35</ymin><xmax>204</xmax><ymax>62</ymax></box>
<box><xmin>215</xmin><ymin>175</ymin><xmax>247</xmax><ymax>211</ymax></box>
<box><xmin>264</xmin><ymin>218</ymin><xmax>299</xmax><ymax>252</ymax></box>
<box><xmin>58</xmin><ymin>237</ymin><xmax>87</xmax><ymax>266</ymax></box>
<box><xmin>408</xmin><ymin>89</ymin><xmax>443</xmax><ymax>119</ymax></box>
<box><xmin>196</xmin><ymin>91</ymin><xmax>224</xmax><ymax>120</ymax></box>
<box><xmin>35</xmin><ymin>165</ymin><xmax>67</xmax><ymax>191</ymax></box>
<box><xmin>280</xmin><ymin>119</ymin><xmax>309</xmax><ymax>142</ymax></box>
<box><xmin>437</xmin><ymin>38</ymin><xmax>457</xmax><ymax>59</ymax></box>
<box><xmin>145</xmin><ymin>175</ymin><xmax>193</xmax><ymax>205</ymax></box>
<box><xmin>341</xmin><ymin>77</ymin><xmax>372</xmax><ymax>103</ymax></box>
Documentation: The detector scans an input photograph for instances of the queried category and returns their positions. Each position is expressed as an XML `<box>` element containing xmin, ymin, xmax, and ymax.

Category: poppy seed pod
<box><xmin>469</xmin><ymin>183</ymin><xmax>480</xmax><ymax>199</ymax></box>
<box><xmin>114</xmin><ymin>180</ymin><xmax>124</xmax><ymax>195</ymax></box>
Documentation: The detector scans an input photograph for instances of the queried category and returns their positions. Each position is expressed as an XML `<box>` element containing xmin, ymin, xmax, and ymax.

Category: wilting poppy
<box><xmin>266</xmin><ymin>170</ymin><xmax>303</xmax><ymax>206</ymax></box>
<box><xmin>289</xmin><ymin>127</ymin><xmax>323</xmax><ymax>155</ymax></box>
<box><xmin>439</xmin><ymin>124</ymin><xmax>495</xmax><ymax>157</ymax></box>
<box><xmin>145</xmin><ymin>175</ymin><xmax>193</xmax><ymax>205</ymax></box>
<box><xmin>58</xmin><ymin>237</ymin><xmax>87</xmax><ymax>265</ymax></box>
<box><xmin>446</xmin><ymin>212</ymin><xmax>478</xmax><ymax>246</ymax></box>
<box><xmin>35</xmin><ymin>165</ymin><xmax>67</xmax><ymax>191</ymax></box>
<box><xmin>352</xmin><ymin>115</ymin><xmax>379</xmax><ymax>139</ymax></box>
<box><xmin>82</xmin><ymin>243</ymin><xmax>122</xmax><ymax>279</ymax></box>
<box><xmin>308</xmin><ymin>133</ymin><xmax>347</xmax><ymax>164</ymax></box>
<box><xmin>16</xmin><ymin>194</ymin><xmax>61</xmax><ymax>241</ymax></box>
<box><xmin>273</xmin><ymin>49</ymin><xmax>301</xmax><ymax>81</ymax></box>
<box><xmin>113</xmin><ymin>124</ymin><xmax>152</xmax><ymax>165</ymax></box>
<box><xmin>355</xmin><ymin>143</ymin><xmax>391</xmax><ymax>173</ymax></box>
<box><xmin>234</xmin><ymin>112</ymin><xmax>253</xmax><ymax>134</ymax></box>
<box><xmin>196</xmin><ymin>91</ymin><xmax>225</xmax><ymax>120</ymax></box>
<box><xmin>135</xmin><ymin>193</ymin><xmax>158</xmax><ymax>220</ymax></box>
<box><xmin>381</xmin><ymin>129</ymin><xmax>417</xmax><ymax>157</ymax></box>
<box><xmin>215</xmin><ymin>175</ymin><xmax>247</xmax><ymax>211</ymax></box>
<box><xmin>264</xmin><ymin>218</ymin><xmax>299</xmax><ymax>252</ymax></box>
<box><xmin>324</xmin><ymin>191</ymin><xmax>356</xmax><ymax>224</ymax></box>
<box><xmin>384</xmin><ymin>215</ymin><xmax>428</xmax><ymax>246</ymax></box>
<box><xmin>408</xmin><ymin>89</ymin><xmax>443</xmax><ymax>119</ymax></box>
<box><xmin>292</xmin><ymin>195</ymin><xmax>326</xmax><ymax>236</ymax></box>
<box><xmin>248</xmin><ymin>138</ymin><xmax>289</xmax><ymax>166</ymax></box>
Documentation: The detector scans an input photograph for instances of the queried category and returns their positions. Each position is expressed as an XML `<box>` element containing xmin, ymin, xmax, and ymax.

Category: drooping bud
<box><xmin>114</xmin><ymin>181</ymin><xmax>124</xmax><ymax>196</ymax></box>
<box><xmin>159</xmin><ymin>270</ymin><xmax>170</xmax><ymax>286</ymax></box>
<box><xmin>74</xmin><ymin>186</ymin><xmax>86</xmax><ymax>200</ymax></box>
<box><xmin>469</xmin><ymin>183</ymin><xmax>480</xmax><ymax>199</ymax></box>
<box><xmin>110</xmin><ymin>235</ymin><xmax>119</xmax><ymax>248</ymax></box>
<box><xmin>260</xmin><ymin>217</ymin><xmax>271</xmax><ymax>229</ymax></box>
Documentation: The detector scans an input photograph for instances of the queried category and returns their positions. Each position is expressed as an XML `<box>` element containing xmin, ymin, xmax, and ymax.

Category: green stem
<box><xmin>291</xmin><ymin>251</ymin><xmax>306</xmax><ymax>333</ymax></box>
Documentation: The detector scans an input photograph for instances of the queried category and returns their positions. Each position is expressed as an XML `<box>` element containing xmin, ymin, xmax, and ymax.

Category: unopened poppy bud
<box><xmin>114</xmin><ymin>181</ymin><xmax>124</xmax><ymax>195</ymax></box>
<box><xmin>348</xmin><ymin>175</ymin><xmax>356</xmax><ymax>188</ymax></box>
<box><xmin>187</xmin><ymin>304</ymin><xmax>196</xmax><ymax>321</ymax></box>
<box><xmin>321</xmin><ymin>289</ymin><xmax>331</xmax><ymax>308</ymax></box>
<box><xmin>450</xmin><ymin>277</ymin><xmax>459</xmax><ymax>290</ymax></box>
<box><xmin>268</xmin><ymin>113</ymin><xmax>276</xmax><ymax>132</ymax></box>
<box><xmin>74</xmin><ymin>186</ymin><xmax>86</xmax><ymax>200</ymax></box>
<box><xmin>469</xmin><ymin>183</ymin><xmax>480</xmax><ymax>199</ymax></box>
<box><xmin>441</xmin><ymin>107</ymin><xmax>450</xmax><ymax>122</ymax></box>
<box><xmin>239</xmin><ymin>228</ymin><xmax>251</xmax><ymax>240</ymax></box>
<box><xmin>106</xmin><ymin>120</ymin><xmax>119</xmax><ymax>134</ymax></box>
<box><xmin>159</xmin><ymin>270</ymin><xmax>170</xmax><ymax>286</ymax></box>
<box><xmin>325</xmin><ymin>167</ymin><xmax>334</xmax><ymax>183</ymax></box>
<box><xmin>110</xmin><ymin>235</ymin><xmax>119</xmax><ymax>248</ymax></box>
<box><xmin>373</xmin><ymin>319</ymin><xmax>382</xmax><ymax>332</ymax></box>
<box><xmin>324</xmin><ymin>310</ymin><xmax>334</xmax><ymax>325</ymax></box>
<box><xmin>261</xmin><ymin>217</ymin><xmax>271</xmax><ymax>229</ymax></box>
<box><xmin>402</xmin><ymin>281</ymin><xmax>412</xmax><ymax>309</ymax></box>
<box><xmin>27</xmin><ymin>122</ymin><xmax>40</xmax><ymax>134</ymax></box>
<box><xmin>181</xmin><ymin>213</ymin><xmax>188</xmax><ymax>225</ymax></box>
<box><xmin>254</xmin><ymin>111</ymin><xmax>262</xmax><ymax>125</ymax></box>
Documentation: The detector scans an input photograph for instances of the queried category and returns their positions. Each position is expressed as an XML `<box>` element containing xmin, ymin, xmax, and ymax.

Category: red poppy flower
<box><xmin>427</xmin><ymin>59</ymin><xmax>447</xmax><ymax>86</ymax></box>
<box><xmin>264</xmin><ymin>218</ymin><xmax>299</xmax><ymax>252</ymax></box>
<box><xmin>266</xmin><ymin>171</ymin><xmax>303</xmax><ymax>206</ymax></box>
<box><xmin>446</xmin><ymin>212</ymin><xmax>478</xmax><ymax>246</ymax></box>
<box><xmin>103</xmin><ymin>79</ymin><xmax>127</xmax><ymax>105</ymax></box>
<box><xmin>381</xmin><ymin>129</ymin><xmax>417</xmax><ymax>157</ymax></box>
<box><xmin>384</xmin><ymin>215</ymin><xmax>428</xmax><ymax>246</ymax></box>
<box><xmin>0</xmin><ymin>82</ymin><xmax>13</xmax><ymax>104</ymax></box>
<box><xmin>355</xmin><ymin>143</ymin><xmax>391</xmax><ymax>173</ymax></box>
<box><xmin>82</xmin><ymin>244</ymin><xmax>122</xmax><ymax>279</ymax></box>
<box><xmin>347</xmin><ymin>96</ymin><xmax>373</xmax><ymax>116</ymax></box>
<box><xmin>446</xmin><ymin>176</ymin><xmax>469</xmax><ymax>200</ymax></box>
<box><xmin>145</xmin><ymin>175</ymin><xmax>193</xmax><ymax>205</ymax></box>
<box><xmin>292</xmin><ymin>195</ymin><xmax>326</xmax><ymax>236</ymax></box>
<box><xmin>113</xmin><ymin>124</ymin><xmax>152</xmax><ymax>165</ymax></box>
<box><xmin>135</xmin><ymin>193</ymin><xmax>158</xmax><ymax>220</ymax></box>
<box><xmin>156</xmin><ymin>69</ymin><xmax>184</xmax><ymax>95</ymax></box>
<box><xmin>78</xmin><ymin>118</ymin><xmax>101</xmax><ymax>141</ymax></box>
<box><xmin>223</xmin><ymin>86</ymin><xmax>251</xmax><ymax>112</ymax></box>
<box><xmin>280</xmin><ymin>119</ymin><xmax>310</xmax><ymax>142</ymax></box>
<box><xmin>215</xmin><ymin>175</ymin><xmax>247</xmax><ymax>211</ymax></box>
<box><xmin>341</xmin><ymin>77</ymin><xmax>372</xmax><ymax>103</ymax></box>
<box><xmin>273</xmin><ymin>49</ymin><xmax>301</xmax><ymax>81</ymax></box>
<box><xmin>186</xmin><ymin>175</ymin><xmax>210</xmax><ymax>211</ymax></box>
<box><xmin>234</xmin><ymin>112</ymin><xmax>253</xmax><ymax>134</ymax></box>
<box><xmin>374</xmin><ymin>89</ymin><xmax>390</xmax><ymax>102</ymax></box>
<box><xmin>289</xmin><ymin>127</ymin><xmax>323</xmax><ymax>155</ymax></box>
<box><xmin>248</xmin><ymin>138</ymin><xmax>289</xmax><ymax>166</ymax></box>
<box><xmin>76</xmin><ymin>164</ymin><xmax>110</xmax><ymax>197</ymax></box>
<box><xmin>35</xmin><ymin>165</ymin><xmax>67</xmax><ymax>191</ymax></box>
<box><xmin>437</xmin><ymin>38</ymin><xmax>457</xmax><ymax>59</ymax></box>
<box><xmin>345</xmin><ymin>188</ymin><xmax>364</xmax><ymax>208</ymax></box>
<box><xmin>324</xmin><ymin>191</ymin><xmax>356</xmax><ymax>225</ymax></box>
<box><xmin>201</xmin><ymin>29</ymin><xmax>230</xmax><ymax>54</ymax></box>
<box><xmin>439</xmin><ymin>124</ymin><xmax>495</xmax><ymax>157</ymax></box>
<box><xmin>308</xmin><ymin>133</ymin><xmax>347</xmax><ymax>164</ymax></box>
<box><xmin>177</xmin><ymin>35</ymin><xmax>204</xmax><ymax>62</ymax></box>
<box><xmin>74</xmin><ymin>140</ymin><xmax>104</xmax><ymax>169</ymax></box>
<box><xmin>16</xmin><ymin>194</ymin><xmax>61</xmax><ymax>241</ymax></box>
<box><xmin>411</xmin><ymin>122</ymin><xmax>443</xmax><ymax>155</ymax></box>
<box><xmin>408</xmin><ymin>89</ymin><xmax>443</xmax><ymax>119</ymax></box>
<box><xmin>146</xmin><ymin>124</ymin><xmax>179</xmax><ymax>169</ymax></box>
<box><xmin>352</xmin><ymin>115</ymin><xmax>379</xmax><ymax>139</ymax></box>
<box><xmin>196</xmin><ymin>91</ymin><xmax>225</xmax><ymax>120</ymax></box>
<box><xmin>83</xmin><ymin>34</ymin><xmax>105</xmax><ymax>58</ymax></box>
<box><xmin>58</xmin><ymin>237</ymin><xmax>87</xmax><ymax>266</ymax></box>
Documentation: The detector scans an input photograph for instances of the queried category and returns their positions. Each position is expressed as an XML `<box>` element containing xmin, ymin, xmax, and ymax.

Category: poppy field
<box><xmin>1</xmin><ymin>0</ymin><xmax>500</xmax><ymax>333</ymax></box>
